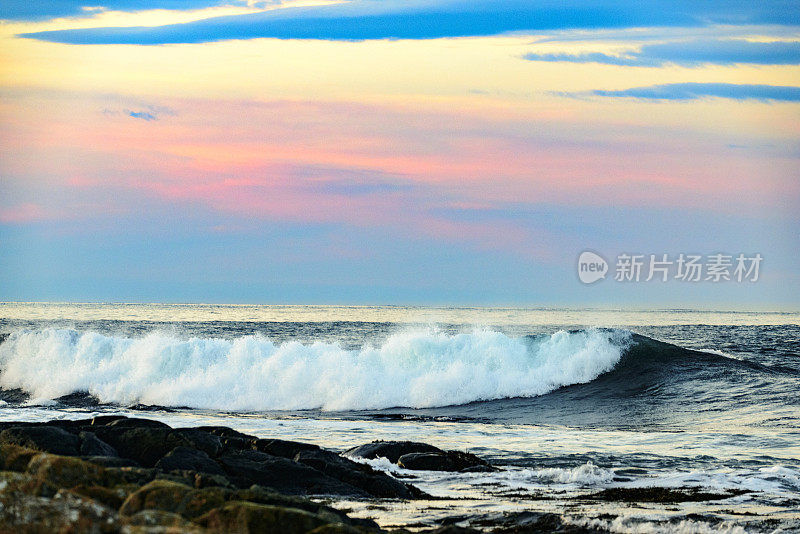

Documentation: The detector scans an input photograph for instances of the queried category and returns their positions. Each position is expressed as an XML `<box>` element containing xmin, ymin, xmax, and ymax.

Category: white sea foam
<box><xmin>0</xmin><ymin>327</ymin><xmax>631</xmax><ymax>411</ymax></box>
<box><xmin>420</xmin><ymin>462</ymin><xmax>617</xmax><ymax>489</ymax></box>
<box><xmin>636</xmin><ymin>464</ymin><xmax>800</xmax><ymax>494</ymax></box>
<box><xmin>529</xmin><ymin>461</ymin><xmax>616</xmax><ymax>485</ymax></box>
<box><xmin>571</xmin><ymin>516</ymin><xmax>748</xmax><ymax>534</ymax></box>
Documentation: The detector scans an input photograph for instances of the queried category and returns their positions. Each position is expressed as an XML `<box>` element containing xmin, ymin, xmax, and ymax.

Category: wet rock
<box><xmin>307</xmin><ymin>525</ymin><xmax>367</xmax><ymax>534</ymax></box>
<box><xmin>255</xmin><ymin>437</ymin><xmax>322</xmax><ymax>458</ymax></box>
<box><xmin>89</xmin><ymin>415</ymin><xmax>130</xmax><ymax>426</ymax></box>
<box><xmin>55</xmin><ymin>391</ymin><xmax>101</xmax><ymax>408</ymax></box>
<box><xmin>235</xmin><ymin>485</ymin><xmax>368</xmax><ymax>527</ymax></box>
<box><xmin>101</xmin><ymin>465</ymin><xmax>161</xmax><ymax>488</ymax></box>
<box><xmin>119</xmin><ymin>477</ymin><xmax>370</xmax><ymax>528</ymax></box>
<box><xmin>174</xmin><ymin>428</ymin><xmax>224</xmax><ymax>457</ymax></box>
<box><xmin>0</xmin><ymin>426</ymin><xmax>81</xmax><ymax>456</ymax></box>
<box><xmin>0</xmin><ymin>417</ymin><xmax>431</xmax><ymax>533</ymax></box>
<box><xmin>46</xmin><ymin>417</ymin><xmax>98</xmax><ymax>429</ymax></box>
<box><xmin>0</xmin><ymin>490</ymin><xmax>119</xmax><ymax>533</ymax></box>
<box><xmin>398</xmin><ymin>452</ymin><xmax>456</xmax><ymax>471</ymax></box>
<box><xmin>79</xmin><ymin>431</ymin><xmax>118</xmax><ymax>457</ymax></box>
<box><xmin>119</xmin><ymin>479</ymin><xmax>220</xmax><ymax>518</ymax></box>
<box><xmin>398</xmin><ymin>451</ymin><xmax>490</xmax><ymax>472</ymax></box>
<box><xmin>219</xmin><ymin>450</ymin><xmax>367</xmax><ymax>496</ymax></box>
<box><xmin>196</xmin><ymin>426</ymin><xmax>254</xmax><ymax>440</ymax></box>
<box><xmin>196</xmin><ymin>501</ymin><xmax>334</xmax><ymax>534</ymax></box>
<box><xmin>0</xmin><ymin>470</ymin><xmax>36</xmax><ymax>494</ymax></box>
<box><xmin>92</xmin><ymin>426</ymin><xmax>191</xmax><ymax>467</ymax></box>
<box><xmin>82</xmin><ymin>456</ymin><xmax>140</xmax><ymax>468</ymax></box>
<box><xmin>0</xmin><ymin>443</ymin><xmax>41</xmax><ymax>471</ymax></box>
<box><xmin>106</xmin><ymin>417</ymin><xmax>171</xmax><ymax>429</ymax></box>
<box><xmin>0</xmin><ymin>388</ymin><xmax>28</xmax><ymax>405</ymax></box>
<box><xmin>190</xmin><ymin>470</ymin><xmax>238</xmax><ymax>490</ymax></box>
<box><xmin>195</xmin><ymin>426</ymin><xmax>255</xmax><ymax>454</ymax></box>
<box><xmin>220</xmin><ymin>436</ymin><xmax>255</xmax><ymax>453</ymax></box>
<box><xmin>344</xmin><ymin>440</ymin><xmax>443</xmax><ymax>463</ymax></box>
<box><xmin>295</xmin><ymin>449</ymin><xmax>421</xmax><ymax>498</ymax></box>
<box><xmin>67</xmin><ymin>484</ymin><xmax>128</xmax><ymax>509</ymax></box>
<box><xmin>26</xmin><ymin>453</ymin><xmax>125</xmax><ymax>492</ymax></box>
<box><xmin>122</xmin><ymin>509</ymin><xmax>202</xmax><ymax>531</ymax></box>
<box><xmin>588</xmin><ymin>486</ymin><xmax>749</xmax><ymax>502</ymax></box>
<box><xmin>155</xmin><ymin>446</ymin><xmax>226</xmax><ymax>476</ymax></box>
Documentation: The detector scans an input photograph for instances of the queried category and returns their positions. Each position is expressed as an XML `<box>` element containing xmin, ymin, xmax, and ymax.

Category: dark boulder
<box><xmin>155</xmin><ymin>446</ymin><xmax>226</xmax><ymax>476</ymax></box>
<box><xmin>26</xmin><ymin>453</ymin><xmax>127</xmax><ymax>490</ymax></box>
<box><xmin>92</xmin><ymin>427</ymin><xmax>191</xmax><ymax>467</ymax></box>
<box><xmin>589</xmin><ymin>486</ymin><xmax>749</xmax><ymax>502</ymax></box>
<box><xmin>0</xmin><ymin>426</ymin><xmax>81</xmax><ymax>456</ymax></box>
<box><xmin>343</xmin><ymin>440</ymin><xmax>443</xmax><ymax>463</ymax></box>
<box><xmin>196</xmin><ymin>501</ymin><xmax>332</xmax><ymax>534</ymax></box>
<box><xmin>89</xmin><ymin>415</ymin><xmax>130</xmax><ymax>426</ymax></box>
<box><xmin>294</xmin><ymin>449</ymin><xmax>421</xmax><ymax>499</ymax></box>
<box><xmin>218</xmin><ymin>450</ymin><xmax>367</xmax><ymax>497</ymax></box>
<box><xmin>237</xmin><ymin>485</ymin><xmax>377</xmax><ymax>529</ymax></box>
<box><xmin>122</xmin><ymin>509</ymin><xmax>198</xmax><ymax>530</ymax></box>
<box><xmin>220</xmin><ymin>436</ymin><xmax>254</xmax><ymax>453</ymax></box>
<box><xmin>54</xmin><ymin>391</ymin><xmax>99</xmax><ymax>407</ymax></box>
<box><xmin>436</xmin><ymin>450</ymin><xmax>490</xmax><ymax>471</ymax></box>
<box><xmin>398</xmin><ymin>450</ymin><xmax>491</xmax><ymax>472</ymax></box>
<box><xmin>346</xmin><ymin>440</ymin><xmax>491</xmax><ymax>473</ymax></box>
<box><xmin>119</xmin><ymin>479</ymin><xmax>221</xmax><ymax>518</ymax></box>
<box><xmin>0</xmin><ymin>388</ymin><xmax>28</xmax><ymax>404</ymax></box>
<box><xmin>82</xmin><ymin>456</ymin><xmax>140</xmax><ymax>468</ymax></box>
<box><xmin>67</xmin><ymin>484</ymin><xmax>127</xmax><ymax>510</ymax></box>
<box><xmin>172</xmin><ymin>428</ymin><xmax>223</xmax><ymax>458</ymax></box>
<box><xmin>398</xmin><ymin>452</ymin><xmax>453</xmax><ymax>471</ymax></box>
<box><xmin>0</xmin><ymin>443</ymin><xmax>41</xmax><ymax>471</ymax></box>
<box><xmin>254</xmin><ymin>438</ymin><xmax>321</xmax><ymax>459</ymax></box>
<box><xmin>120</xmin><ymin>478</ymin><xmax>370</xmax><ymax>527</ymax></box>
<box><xmin>106</xmin><ymin>418</ymin><xmax>171</xmax><ymax>429</ymax></box>
<box><xmin>47</xmin><ymin>417</ymin><xmax>101</xmax><ymax>429</ymax></box>
<box><xmin>0</xmin><ymin>488</ymin><xmax>120</xmax><ymax>531</ymax></box>
<box><xmin>195</xmin><ymin>426</ymin><xmax>254</xmax><ymax>440</ymax></box>
<box><xmin>78</xmin><ymin>431</ymin><xmax>118</xmax><ymax>457</ymax></box>
<box><xmin>195</xmin><ymin>426</ymin><xmax>255</xmax><ymax>454</ymax></box>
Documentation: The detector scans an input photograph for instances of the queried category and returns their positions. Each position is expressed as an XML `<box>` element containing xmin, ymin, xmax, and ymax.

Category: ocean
<box><xmin>1</xmin><ymin>303</ymin><xmax>798</xmax><ymax>533</ymax></box>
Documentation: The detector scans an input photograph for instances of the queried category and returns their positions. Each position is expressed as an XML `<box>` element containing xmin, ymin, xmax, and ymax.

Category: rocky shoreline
<box><xmin>0</xmin><ymin>415</ymin><xmax>499</xmax><ymax>533</ymax></box>
<box><xmin>0</xmin><ymin>415</ymin><xmax>757</xmax><ymax>533</ymax></box>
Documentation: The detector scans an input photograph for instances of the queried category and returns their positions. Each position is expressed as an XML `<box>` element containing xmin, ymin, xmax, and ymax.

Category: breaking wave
<box><xmin>0</xmin><ymin>327</ymin><xmax>632</xmax><ymax>411</ymax></box>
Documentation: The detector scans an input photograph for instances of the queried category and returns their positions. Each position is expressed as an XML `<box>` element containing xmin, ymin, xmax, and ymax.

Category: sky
<box><xmin>0</xmin><ymin>1</ymin><xmax>798</xmax><ymax>307</ymax></box>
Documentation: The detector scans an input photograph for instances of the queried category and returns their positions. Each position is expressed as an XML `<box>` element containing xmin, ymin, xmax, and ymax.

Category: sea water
<box><xmin>1</xmin><ymin>303</ymin><xmax>798</xmax><ymax>532</ymax></box>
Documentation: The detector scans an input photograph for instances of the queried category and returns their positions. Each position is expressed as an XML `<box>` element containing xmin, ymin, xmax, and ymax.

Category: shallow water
<box><xmin>1</xmin><ymin>303</ymin><xmax>798</xmax><ymax>532</ymax></box>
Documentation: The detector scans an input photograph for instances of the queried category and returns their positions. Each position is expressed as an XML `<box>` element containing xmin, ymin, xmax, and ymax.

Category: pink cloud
<box><xmin>0</xmin><ymin>203</ymin><xmax>47</xmax><ymax>223</ymax></box>
<box><xmin>1</xmin><ymin>92</ymin><xmax>797</xmax><ymax>257</ymax></box>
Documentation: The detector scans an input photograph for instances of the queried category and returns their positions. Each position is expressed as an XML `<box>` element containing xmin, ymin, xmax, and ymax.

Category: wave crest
<box><xmin>0</xmin><ymin>327</ymin><xmax>631</xmax><ymax>411</ymax></box>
